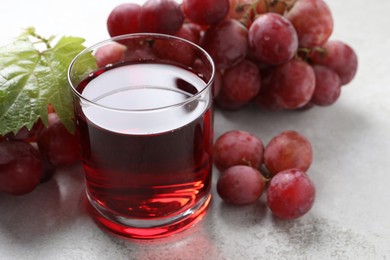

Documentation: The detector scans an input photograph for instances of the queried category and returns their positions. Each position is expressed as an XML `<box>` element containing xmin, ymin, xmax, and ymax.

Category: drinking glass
<box><xmin>68</xmin><ymin>33</ymin><xmax>215</xmax><ymax>239</ymax></box>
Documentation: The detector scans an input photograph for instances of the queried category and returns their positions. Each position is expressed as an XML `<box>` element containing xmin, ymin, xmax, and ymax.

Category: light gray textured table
<box><xmin>1</xmin><ymin>0</ymin><xmax>389</xmax><ymax>259</ymax></box>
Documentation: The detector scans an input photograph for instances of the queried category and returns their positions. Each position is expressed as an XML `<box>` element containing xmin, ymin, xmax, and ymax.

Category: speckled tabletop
<box><xmin>1</xmin><ymin>0</ymin><xmax>389</xmax><ymax>259</ymax></box>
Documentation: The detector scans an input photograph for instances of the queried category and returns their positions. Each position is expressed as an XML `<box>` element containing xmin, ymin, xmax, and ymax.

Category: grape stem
<box><xmin>297</xmin><ymin>46</ymin><xmax>326</xmax><ymax>62</ymax></box>
<box><xmin>235</xmin><ymin>2</ymin><xmax>250</xmax><ymax>13</ymax></box>
<box><xmin>22</xmin><ymin>27</ymin><xmax>54</xmax><ymax>50</ymax></box>
<box><xmin>259</xmin><ymin>165</ymin><xmax>273</xmax><ymax>184</ymax></box>
<box><xmin>283</xmin><ymin>0</ymin><xmax>298</xmax><ymax>11</ymax></box>
<box><xmin>238</xmin><ymin>0</ymin><xmax>297</xmax><ymax>27</ymax></box>
<box><xmin>235</xmin><ymin>2</ymin><xmax>256</xmax><ymax>27</ymax></box>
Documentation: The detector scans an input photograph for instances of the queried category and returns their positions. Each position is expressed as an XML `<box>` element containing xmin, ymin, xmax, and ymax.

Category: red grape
<box><xmin>139</xmin><ymin>0</ymin><xmax>184</xmax><ymax>35</ymax></box>
<box><xmin>248</xmin><ymin>13</ymin><xmax>298</xmax><ymax>65</ymax></box>
<box><xmin>37</xmin><ymin>113</ymin><xmax>80</xmax><ymax>166</ymax></box>
<box><xmin>267</xmin><ymin>168</ymin><xmax>315</xmax><ymax>220</ymax></box>
<box><xmin>192</xmin><ymin>59</ymin><xmax>222</xmax><ymax>97</ymax></box>
<box><xmin>183</xmin><ymin>23</ymin><xmax>203</xmax><ymax>45</ymax></box>
<box><xmin>285</xmin><ymin>0</ymin><xmax>333</xmax><ymax>48</ymax></box>
<box><xmin>311</xmin><ymin>65</ymin><xmax>341</xmax><ymax>106</ymax></box>
<box><xmin>215</xmin><ymin>89</ymin><xmax>248</xmax><ymax>110</ymax></box>
<box><xmin>177</xmin><ymin>23</ymin><xmax>202</xmax><ymax>44</ymax></box>
<box><xmin>202</xmin><ymin>19</ymin><xmax>249</xmax><ymax>69</ymax></box>
<box><xmin>107</xmin><ymin>3</ymin><xmax>142</xmax><ymax>37</ymax></box>
<box><xmin>296</xmin><ymin>101</ymin><xmax>315</xmax><ymax>111</ymax></box>
<box><xmin>310</xmin><ymin>40</ymin><xmax>358</xmax><ymax>85</ymax></box>
<box><xmin>182</xmin><ymin>0</ymin><xmax>230</xmax><ymax>26</ymax></box>
<box><xmin>39</xmin><ymin>154</ymin><xmax>57</xmax><ymax>183</ymax></box>
<box><xmin>153</xmin><ymin>24</ymin><xmax>199</xmax><ymax>66</ymax></box>
<box><xmin>123</xmin><ymin>39</ymin><xmax>157</xmax><ymax>62</ymax></box>
<box><xmin>254</xmin><ymin>73</ymin><xmax>282</xmax><ymax>111</ymax></box>
<box><xmin>212</xmin><ymin>69</ymin><xmax>223</xmax><ymax>97</ymax></box>
<box><xmin>264</xmin><ymin>130</ymin><xmax>313</xmax><ymax>175</ymax></box>
<box><xmin>219</xmin><ymin>59</ymin><xmax>261</xmax><ymax>105</ymax></box>
<box><xmin>254</xmin><ymin>66</ymin><xmax>282</xmax><ymax>110</ymax></box>
<box><xmin>94</xmin><ymin>42</ymin><xmax>127</xmax><ymax>67</ymax></box>
<box><xmin>264</xmin><ymin>59</ymin><xmax>315</xmax><ymax>109</ymax></box>
<box><xmin>214</xmin><ymin>130</ymin><xmax>264</xmax><ymax>172</ymax></box>
<box><xmin>0</xmin><ymin>140</ymin><xmax>42</xmax><ymax>195</ymax></box>
<box><xmin>4</xmin><ymin>119</ymin><xmax>45</xmax><ymax>142</ymax></box>
<box><xmin>217</xmin><ymin>165</ymin><xmax>266</xmax><ymax>205</ymax></box>
<box><xmin>253</xmin><ymin>0</ymin><xmax>267</xmax><ymax>15</ymax></box>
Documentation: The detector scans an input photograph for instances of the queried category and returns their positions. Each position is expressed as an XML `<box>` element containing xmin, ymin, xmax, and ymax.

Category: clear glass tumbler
<box><xmin>68</xmin><ymin>33</ymin><xmax>215</xmax><ymax>239</ymax></box>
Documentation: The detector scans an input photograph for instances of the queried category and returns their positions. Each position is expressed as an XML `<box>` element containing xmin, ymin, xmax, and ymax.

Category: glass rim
<box><xmin>67</xmin><ymin>33</ymin><xmax>215</xmax><ymax>112</ymax></box>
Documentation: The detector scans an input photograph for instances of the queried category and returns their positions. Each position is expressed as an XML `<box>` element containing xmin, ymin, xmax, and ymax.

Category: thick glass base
<box><xmin>87</xmin><ymin>191</ymin><xmax>212</xmax><ymax>239</ymax></box>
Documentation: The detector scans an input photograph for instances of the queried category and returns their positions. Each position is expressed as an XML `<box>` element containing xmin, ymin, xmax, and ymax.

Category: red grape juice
<box><xmin>74</xmin><ymin>62</ymin><xmax>213</xmax><ymax>238</ymax></box>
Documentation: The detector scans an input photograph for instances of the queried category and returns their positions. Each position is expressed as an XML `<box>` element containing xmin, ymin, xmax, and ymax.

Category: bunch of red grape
<box><xmin>106</xmin><ymin>0</ymin><xmax>358</xmax><ymax>110</ymax></box>
<box><xmin>214</xmin><ymin>129</ymin><xmax>315</xmax><ymax>220</ymax></box>
<box><xmin>0</xmin><ymin>109</ymin><xmax>80</xmax><ymax>196</ymax></box>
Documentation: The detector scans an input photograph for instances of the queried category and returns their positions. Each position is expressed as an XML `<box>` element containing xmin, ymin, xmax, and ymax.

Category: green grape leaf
<box><xmin>0</xmin><ymin>28</ymin><xmax>96</xmax><ymax>135</ymax></box>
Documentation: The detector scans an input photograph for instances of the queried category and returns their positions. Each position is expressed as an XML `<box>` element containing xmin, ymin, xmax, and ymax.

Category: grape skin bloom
<box><xmin>213</xmin><ymin>130</ymin><xmax>264</xmax><ymax>172</ymax></box>
<box><xmin>264</xmin><ymin>130</ymin><xmax>313</xmax><ymax>175</ymax></box>
<box><xmin>249</xmin><ymin>13</ymin><xmax>298</xmax><ymax>65</ymax></box>
<box><xmin>286</xmin><ymin>0</ymin><xmax>334</xmax><ymax>48</ymax></box>
<box><xmin>217</xmin><ymin>165</ymin><xmax>266</xmax><ymax>205</ymax></box>
<box><xmin>267</xmin><ymin>168</ymin><xmax>316</xmax><ymax>220</ymax></box>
